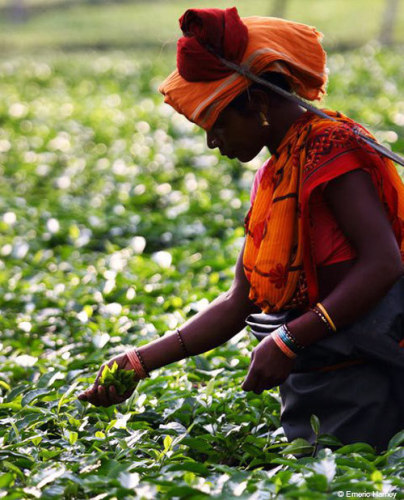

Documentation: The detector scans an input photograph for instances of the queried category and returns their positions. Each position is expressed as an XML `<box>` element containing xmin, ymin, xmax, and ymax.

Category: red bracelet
<box><xmin>126</xmin><ymin>348</ymin><xmax>149</xmax><ymax>378</ymax></box>
<box><xmin>272</xmin><ymin>330</ymin><xmax>297</xmax><ymax>359</ymax></box>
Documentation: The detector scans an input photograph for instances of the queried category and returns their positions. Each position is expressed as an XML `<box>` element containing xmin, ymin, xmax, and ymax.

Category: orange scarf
<box><xmin>159</xmin><ymin>16</ymin><xmax>326</xmax><ymax>131</ymax></box>
<box><xmin>243</xmin><ymin>110</ymin><xmax>404</xmax><ymax>312</ymax></box>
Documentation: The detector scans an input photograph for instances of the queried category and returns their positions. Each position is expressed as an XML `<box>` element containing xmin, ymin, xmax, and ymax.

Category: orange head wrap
<box><xmin>159</xmin><ymin>7</ymin><xmax>327</xmax><ymax>130</ymax></box>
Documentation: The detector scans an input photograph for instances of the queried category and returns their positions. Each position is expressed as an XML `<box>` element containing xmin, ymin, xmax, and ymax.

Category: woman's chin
<box><xmin>222</xmin><ymin>148</ymin><xmax>257</xmax><ymax>162</ymax></box>
<box><xmin>236</xmin><ymin>151</ymin><xmax>256</xmax><ymax>162</ymax></box>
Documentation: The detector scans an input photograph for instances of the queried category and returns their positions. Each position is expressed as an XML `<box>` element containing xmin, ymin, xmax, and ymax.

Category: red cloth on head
<box><xmin>177</xmin><ymin>7</ymin><xmax>248</xmax><ymax>82</ymax></box>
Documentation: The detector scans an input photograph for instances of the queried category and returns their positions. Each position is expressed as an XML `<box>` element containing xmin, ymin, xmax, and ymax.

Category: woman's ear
<box><xmin>245</xmin><ymin>88</ymin><xmax>272</xmax><ymax>115</ymax></box>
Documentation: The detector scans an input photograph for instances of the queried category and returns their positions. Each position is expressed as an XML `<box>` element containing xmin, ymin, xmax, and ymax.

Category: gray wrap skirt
<box><xmin>279</xmin><ymin>276</ymin><xmax>404</xmax><ymax>452</ymax></box>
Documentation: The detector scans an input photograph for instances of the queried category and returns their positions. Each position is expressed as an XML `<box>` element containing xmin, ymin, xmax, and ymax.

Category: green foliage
<box><xmin>2</xmin><ymin>0</ymin><xmax>404</xmax><ymax>53</ymax></box>
<box><xmin>0</xmin><ymin>48</ymin><xmax>402</xmax><ymax>498</ymax></box>
<box><xmin>99</xmin><ymin>361</ymin><xmax>138</xmax><ymax>396</ymax></box>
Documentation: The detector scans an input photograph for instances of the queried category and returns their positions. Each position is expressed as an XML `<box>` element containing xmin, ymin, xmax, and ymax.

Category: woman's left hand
<box><xmin>78</xmin><ymin>353</ymin><xmax>136</xmax><ymax>407</ymax></box>
<box><xmin>242</xmin><ymin>335</ymin><xmax>295</xmax><ymax>394</ymax></box>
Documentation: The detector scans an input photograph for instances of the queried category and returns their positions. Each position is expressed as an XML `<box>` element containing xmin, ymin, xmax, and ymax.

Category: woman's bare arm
<box><xmin>242</xmin><ymin>168</ymin><xmax>403</xmax><ymax>393</ymax></box>
<box><xmin>286</xmin><ymin>168</ymin><xmax>403</xmax><ymax>345</ymax></box>
<box><xmin>79</xmin><ymin>241</ymin><xmax>259</xmax><ymax>405</ymax></box>
<box><xmin>139</xmin><ymin>241</ymin><xmax>259</xmax><ymax>371</ymax></box>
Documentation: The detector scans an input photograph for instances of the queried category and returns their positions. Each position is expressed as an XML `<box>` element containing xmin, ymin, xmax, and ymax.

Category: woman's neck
<box><xmin>265</xmin><ymin>104</ymin><xmax>306</xmax><ymax>155</ymax></box>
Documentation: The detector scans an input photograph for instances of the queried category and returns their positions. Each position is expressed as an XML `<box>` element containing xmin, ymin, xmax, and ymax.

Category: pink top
<box><xmin>250</xmin><ymin>161</ymin><xmax>357</xmax><ymax>267</ymax></box>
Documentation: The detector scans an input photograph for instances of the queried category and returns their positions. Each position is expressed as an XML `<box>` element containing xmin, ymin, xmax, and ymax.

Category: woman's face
<box><xmin>206</xmin><ymin>105</ymin><xmax>267</xmax><ymax>162</ymax></box>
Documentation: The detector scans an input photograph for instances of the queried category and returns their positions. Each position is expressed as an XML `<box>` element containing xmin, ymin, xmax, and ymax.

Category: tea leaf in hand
<box><xmin>99</xmin><ymin>362</ymin><xmax>139</xmax><ymax>396</ymax></box>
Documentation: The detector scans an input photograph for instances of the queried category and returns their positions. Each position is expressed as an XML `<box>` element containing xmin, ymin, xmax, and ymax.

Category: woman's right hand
<box><xmin>78</xmin><ymin>353</ymin><xmax>138</xmax><ymax>407</ymax></box>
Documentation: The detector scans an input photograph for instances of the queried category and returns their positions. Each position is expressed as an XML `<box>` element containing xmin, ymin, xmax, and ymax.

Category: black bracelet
<box><xmin>310</xmin><ymin>307</ymin><xmax>333</xmax><ymax>333</ymax></box>
<box><xmin>134</xmin><ymin>347</ymin><xmax>150</xmax><ymax>377</ymax></box>
<box><xmin>176</xmin><ymin>328</ymin><xmax>191</xmax><ymax>357</ymax></box>
<box><xmin>283</xmin><ymin>324</ymin><xmax>304</xmax><ymax>350</ymax></box>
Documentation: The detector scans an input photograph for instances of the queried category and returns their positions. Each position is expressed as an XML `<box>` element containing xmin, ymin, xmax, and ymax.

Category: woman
<box><xmin>79</xmin><ymin>8</ymin><xmax>404</xmax><ymax>452</ymax></box>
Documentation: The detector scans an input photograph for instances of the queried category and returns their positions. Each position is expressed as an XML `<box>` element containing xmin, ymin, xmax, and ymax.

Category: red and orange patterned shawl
<box><xmin>243</xmin><ymin>110</ymin><xmax>404</xmax><ymax>313</ymax></box>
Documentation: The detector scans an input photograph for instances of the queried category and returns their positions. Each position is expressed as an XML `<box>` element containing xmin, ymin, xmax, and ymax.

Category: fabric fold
<box><xmin>160</xmin><ymin>15</ymin><xmax>327</xmax><ymax>130</ymax></box>
<box><xmin>177</xmin><ymin>7</ymin><xmax>249</xmax><ymax>82</ymax></box>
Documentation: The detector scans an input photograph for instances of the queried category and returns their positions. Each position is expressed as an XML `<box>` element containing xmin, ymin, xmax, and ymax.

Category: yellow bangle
<box><xmin>316</xmin><ymin>302</ymin><xmax>337</xmax><ymax>332</ymax></box>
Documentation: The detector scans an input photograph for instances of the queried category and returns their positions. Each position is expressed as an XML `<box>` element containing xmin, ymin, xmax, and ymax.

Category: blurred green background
<box><xmin>1</xmin><ymin>0</ymin><xmax>404</xmax><ymax>54</ymax></box>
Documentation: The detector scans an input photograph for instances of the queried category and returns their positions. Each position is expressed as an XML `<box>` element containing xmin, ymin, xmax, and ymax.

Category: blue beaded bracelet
<box><xmin>278</xmin><ymin>325</ymin><xmax>304</xmax><ymax>355</ymax></box>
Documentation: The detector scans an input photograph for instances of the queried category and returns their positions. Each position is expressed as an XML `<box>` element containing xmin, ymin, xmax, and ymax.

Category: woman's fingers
<box><xmin>95</xmin><ymin>385</ymin><xmax>130</xmax><ymax>407</ymax></box>
<box><xmin>78</xmin><ymin>384</ymin><xmax>107</xmax><ymax>406</ymax></box>
<box><xmin>242</xmin><ymin>336</ymin><xmax>295</xmax><ymax>394</ymax></box>
<box><xmin>241</xmin><ymin>349</ymin><xmax>258</xmax><ymax>391</ymax></box>
<box><xmin>78</xmin><ymin>386</ymin><xmax>101</xmax><ymax>406</ymax></box>
<box><xmin>78</xmin><ymin>368</ymin><xmax>104</xmax><ymax>403</ymax></box>
<box><xmin>108</xmin><ymin>385</ymin><xmax>131</xmax><ymax>405</ymax></box>
<box><xmin>96</xmin><ymin>385</ymin><xmax>112</xmax><ymax>407</ymax></box>
<box><xmin>78</xmin><ymin>385</ymin><xmax>97</xmax><ymax>402</ymax></box>
<box><xmin>241</xmin><ymin>364</ymin><xmax>259</xmax><ymax>391</ymax></box>
<box><xmin>242</xmin><ymin>361</ymin><xmax>281</xmax><ymax>393</ymax></box>
<box><xmin>243</xmin><ymin>375</ymin><xmax>277</xmax><ymax>393</ymax></box>
<box><xmin>255</xmin><ymin>378</ymin><xmax>281</xmax><ymax>393</ymax></box>
<box><xmin>79</xmin><ymin>384</ymin><xmax>130</xmax><ymax>407</ymax></box>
